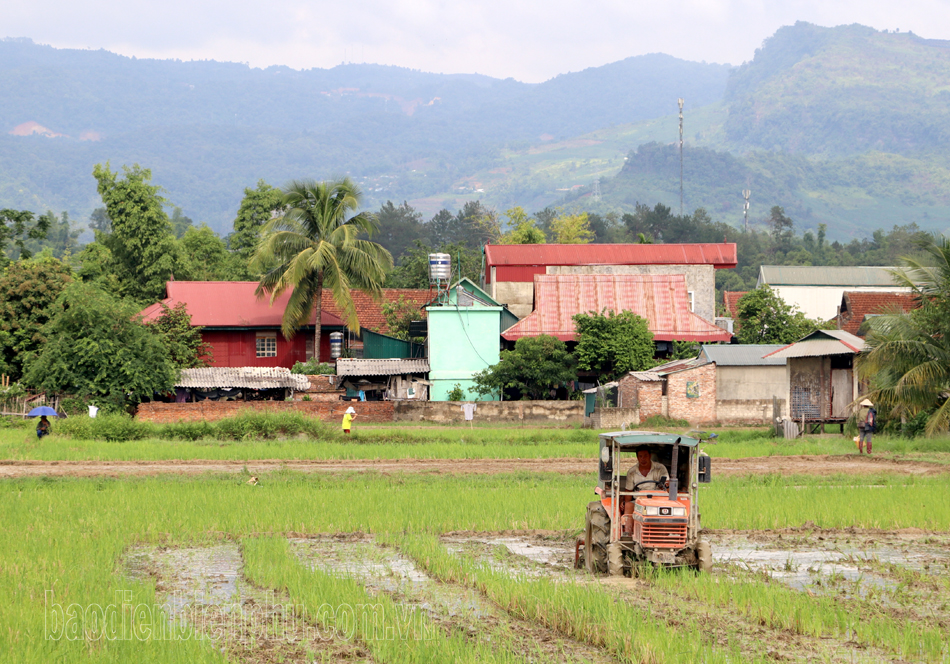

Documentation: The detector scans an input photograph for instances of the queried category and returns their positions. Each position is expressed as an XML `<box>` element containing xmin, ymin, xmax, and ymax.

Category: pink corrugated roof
<box><xmin>502</xmin><ymin>275</ymin><xmax>732</xmax><ymax>342</ymax></box>
<box><xmin>484</xmin><ymin>243</ymin><xmax>738</xmax><ymax>270</ymax></box>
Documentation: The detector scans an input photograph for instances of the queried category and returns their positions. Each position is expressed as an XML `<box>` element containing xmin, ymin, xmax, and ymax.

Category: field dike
<box><xmin>120</xmin><ymin>529</ymin><xmax>950</xmax><ymax>663</ymax></box>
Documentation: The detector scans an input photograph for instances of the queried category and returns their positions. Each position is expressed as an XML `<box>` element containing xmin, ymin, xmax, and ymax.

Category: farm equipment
<box><xmin>576</xmin><ymin>431</ymin><xmax>714</xmax><ymax>576</ymax></box>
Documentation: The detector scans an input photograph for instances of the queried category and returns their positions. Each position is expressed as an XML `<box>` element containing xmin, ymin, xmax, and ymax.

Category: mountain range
<box><xmin>2</xmin><ymin>22</ymin><xmax>950</xmax><ymax>239</ymax></box>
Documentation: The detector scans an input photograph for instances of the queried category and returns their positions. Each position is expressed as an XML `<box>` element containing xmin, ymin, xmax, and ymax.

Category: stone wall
<box><xmin>665</xmin><ymin>363</ymin><xmax>717</xmax><ymax>424</ymax></box>
<box><xmin>136</xmin><ymin>400</ymin><xmax>394</xmax><ymax>424</ymax></box>
<box><xmin>393</xmin><ymin>400</ymin><xmax>583</xmax><ymax>424</ymax></box>
<box><xmin>585</xmin><ymin>407</ymin><xmax>640</xmax><ymax>430</ymax></box>
<box><xmin>717</xmin><ymin>399</ymin><xmax>786</xmax><ymax>425</ymax></box>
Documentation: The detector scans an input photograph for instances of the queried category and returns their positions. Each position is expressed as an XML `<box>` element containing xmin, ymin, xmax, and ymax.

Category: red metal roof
<box><xmin>502</xmin><ymin>275</ymin><xmax>732</xmax><ymax>343</ymax></box>
<box><xmin>836</xmin><ymin>291</ymin><xmax>919</xmax><ymax>336</ymax></box>
<box><xmin>484</xmin><ymin>243</ymin><xmax>738</xmax><ymax>279</ymax></box>
<box><xmin>139</xmin><ymin>282</ymin><xmax>432</xmax><ymax>333</ymax></box>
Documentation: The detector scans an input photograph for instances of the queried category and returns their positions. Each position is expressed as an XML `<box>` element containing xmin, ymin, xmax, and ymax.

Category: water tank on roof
<box><xmin>428</xmin><ymin>253</ymin><xmax>451</xmax><ymax>283</ymax></box>
<box><xmin>329</xmin><ymin>332</ymin><xmax>344</xmax><ymax>359</ymax></box>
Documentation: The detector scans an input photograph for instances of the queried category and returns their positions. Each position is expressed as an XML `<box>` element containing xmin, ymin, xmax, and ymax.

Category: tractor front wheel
<box><xmin>584</xmin><ymin>501</ymin><xmax>609</xmax><ymax>574</ymax></box>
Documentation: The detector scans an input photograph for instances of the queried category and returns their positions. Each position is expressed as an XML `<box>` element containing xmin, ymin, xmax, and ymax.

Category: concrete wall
<box><xmin>714</xmin><ymin>365</ymin><xmax>786</xmax><ymax>423</ymax></box>
<box><xmin>771</xmin><ymin>285</ymin><xmax>911</xmax><ymax>322</ymax></box>
<box><xmin>586</xmin><ymin>407</ymin><xmax>640</xmax><ymax>430</ymax></box>
<box><xmin>665</xmin><ymin>363</ymin><xmax>717</xmax><ymax>424</ymax></box>
<box><xmin>549</xmin><ymin>264</ymin><xmax>717</xmax><ymax>324</ymax></box>
<box><xmin>717</xmin><ymin>399</ymin><xmax>786</xmax><ymax>424</ymax></box>
<box><xmin>393</xmin><ymin>400</ymin><xmax>583</xmax><ymax>424</ymax></box>
<box><xmin>136</xmin><ymin>400</ymin><xmax>394</xmax><ymax>424</ymax></box>
<box><xmin>427</xmin><ymin>305</ymin><xmax>501</xmax><ymax>401</ymax></box>
<box><xmin>493</xmin><ymin>281</ymin><xmax>534</xmax><ymax>319</ymax></box>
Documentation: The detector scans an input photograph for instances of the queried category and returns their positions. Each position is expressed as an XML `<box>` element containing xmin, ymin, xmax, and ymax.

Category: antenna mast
<box><xmin>678</xmin><ymin>98</ymin><xmax>684</xmax><ymax>216</ymax></box>
<box><xmin>742</xmin><ymin>189</ymin><xmax>751</xmax><ymax>231</ymax></box>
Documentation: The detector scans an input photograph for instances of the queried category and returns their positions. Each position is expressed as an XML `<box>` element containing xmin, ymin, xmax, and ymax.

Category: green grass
<box><xmin>5</xmin><ymin>471</ymin><xmax>950</xmax><ymax>662</ymax></box>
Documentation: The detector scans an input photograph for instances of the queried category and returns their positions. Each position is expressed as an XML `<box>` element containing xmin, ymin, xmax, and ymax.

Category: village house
<box><xmin>835</xmin><ymin>290</ymin><xmax>919</xmax><ymax>336</ymax></box>
<box><xmin>483</xmin><ymin>243</ymin><xmax>738</xmax><ymax>322</ymax></box>
<box><xmin>139</xmin><ymin>281</ymin><xmax>431</xmax><ymax>367</ymax></box>
<box><xmin>756</xmin><ymin>266</ymin><xmax>912</xmax><ymax>321</ymax></box>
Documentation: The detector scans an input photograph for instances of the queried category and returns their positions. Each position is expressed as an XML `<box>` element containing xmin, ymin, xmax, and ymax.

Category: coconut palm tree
<box><xmin>251</xmin><ymin>178</ymin><xmax>392</xmax><ymax>358</ymax></box>
<box><xmin>858</xmin><ymin>233</ymin><xmax>950</xmax><ymax>435</ymax></box>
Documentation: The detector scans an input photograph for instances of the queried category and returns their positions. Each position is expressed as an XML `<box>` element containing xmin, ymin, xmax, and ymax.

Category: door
<box><xmin>831</xmin><ymin>369</ymin><xmax>853</xmax><ymax>418</ymax></box>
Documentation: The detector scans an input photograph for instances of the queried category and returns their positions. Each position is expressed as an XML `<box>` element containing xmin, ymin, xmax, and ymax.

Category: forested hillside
<box><xmin>0</xmin><ymin>38</ymin><xmax>729</xmax><ymax>233</ymax></box>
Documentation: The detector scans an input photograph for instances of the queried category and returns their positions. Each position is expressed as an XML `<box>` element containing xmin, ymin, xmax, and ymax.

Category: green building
<box><xmin>426</xmin><ymin>279</ymin><xmax>517</xmax><ymax>401</ymax></box>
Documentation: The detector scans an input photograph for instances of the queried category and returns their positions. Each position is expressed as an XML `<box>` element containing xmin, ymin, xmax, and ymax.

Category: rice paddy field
<box><xmin>2</xmin><ymin>415</ymin><xmax>950</xmax><ymax>663</ymax></box>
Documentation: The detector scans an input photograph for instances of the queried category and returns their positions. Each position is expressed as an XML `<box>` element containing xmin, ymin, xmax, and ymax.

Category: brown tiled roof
<box><xmin>321</xmin><ymin>289</ymin><xmax>433</xmax><ymax>334</ymax></box>
<box><xmin>723</xmin><ymin>291</ymin><xmax>748</xmax><ymax>319</ymax></box>
<box><xmin>836</xmin><ymin>291</ymin><xmax>919</xmax><ymax>336</ymax></box>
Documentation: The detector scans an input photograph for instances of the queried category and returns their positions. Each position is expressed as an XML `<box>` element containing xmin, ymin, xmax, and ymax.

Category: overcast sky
<box><xmin>4</xmin><ymin>0</ymin><xmax>950</xmax><ymax>82</ymax></box>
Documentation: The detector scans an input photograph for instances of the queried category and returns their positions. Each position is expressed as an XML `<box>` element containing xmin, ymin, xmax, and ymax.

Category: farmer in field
<box><xmin>622</xmin><ymin>448</ymin><xmax>669</xmax><ymax>516</ymax></box>
<box><xmin>341</xmin><ymin>406</ymin><xmax>356</xmax><ymax>435</ymax></box>
<box><xmin>857</xmin><ymin>398</ymin><xmax>876</xmax><ymax>454</ymax></box>
<box><xmin>36</xmin><ymin>415</ymin><xmax>51</xmax><ymax>439</ymax></box>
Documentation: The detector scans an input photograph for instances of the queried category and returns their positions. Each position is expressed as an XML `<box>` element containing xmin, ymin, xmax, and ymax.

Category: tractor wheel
<box><xmin>696</xmin><ymin>539</ymin><xmax>712</xmax><ymax>574</ymax></box>
<box><xmin>584</xmin><ymin>501</ymin><xmax>609</xmax><ymax>574</ymax></box>
<box><xmin>607</xmin><ymin>541</ymin><xmax>625</xmax><ymax>577</ymax></box>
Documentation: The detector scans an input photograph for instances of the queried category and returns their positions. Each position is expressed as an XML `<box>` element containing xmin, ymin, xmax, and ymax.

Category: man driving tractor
<box><xmin>623</xmin><ymin>447</ymin><xmax>669</xmax><ymax>517</ymax></box>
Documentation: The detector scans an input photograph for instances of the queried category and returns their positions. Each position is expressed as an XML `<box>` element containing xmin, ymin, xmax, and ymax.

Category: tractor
<box><xmin>576</xmin><ymin>431</ymin><xmax>714</xmax><ymax>576</ymax></box>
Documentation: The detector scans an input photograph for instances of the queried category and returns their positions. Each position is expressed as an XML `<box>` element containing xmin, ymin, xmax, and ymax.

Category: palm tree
<box><xmin>251</xmin><ymin>178</ymin><xmax>393</xmax><ymax>359</ymax></box>
<box><xmin>858</xmin><ymin>233</ymin><xmax>950</xmax><ymax>435</ymax></box>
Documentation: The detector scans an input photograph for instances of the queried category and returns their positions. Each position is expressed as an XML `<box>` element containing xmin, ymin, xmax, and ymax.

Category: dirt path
<box><xmin>0</xmin><ymin>454</ymin><xmax>947</xmax><ymax>478</ymax></box>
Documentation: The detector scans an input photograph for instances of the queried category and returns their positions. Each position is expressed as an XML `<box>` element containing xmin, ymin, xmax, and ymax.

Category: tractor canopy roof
<box><xmin>599</xmin><ymin>431</ymin><xmax>701</xmax><ymax>449</ymax></box>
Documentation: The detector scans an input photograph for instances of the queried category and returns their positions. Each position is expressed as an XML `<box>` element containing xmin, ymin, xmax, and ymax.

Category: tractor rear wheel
<box><xmin>696</xmin><ymin>539</ymin><xmax>712</xmax><ymax>573</ymax></box>
<box><xmin>585</xmin><ymin>501</ymin><xmax>609</xmax><ymax>574</ymax></box>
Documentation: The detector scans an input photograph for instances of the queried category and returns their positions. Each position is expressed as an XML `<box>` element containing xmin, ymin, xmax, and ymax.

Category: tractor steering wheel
<box><xmin>633</xmin><ymin>477</ymin><xmax>668</xmax><ymax>491</ymax></box>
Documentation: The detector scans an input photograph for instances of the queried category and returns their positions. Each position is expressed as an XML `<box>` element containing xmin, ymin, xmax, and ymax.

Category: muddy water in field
<box><xmin>123</xmin><ymin>543</ymin><xmax>374</xmax><ymax>663</ymax></box>
<box><xmin>291</xmin><ymin>536</ymin><xmax>618</xmax><ymax>664</ymax></box>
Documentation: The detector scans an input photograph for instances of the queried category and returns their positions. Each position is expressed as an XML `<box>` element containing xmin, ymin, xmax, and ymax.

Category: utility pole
<box><xmin>591</xmin><ymin>180</ymin><xmax>601</xmax><ymax>202</ymax></box>
<box><xmin>742</xmin><ymin>189</ymin><xmax>751</xmax><ymax>231</ymax></box>
<box><xmin>678</xmin><ymin>98</ymin><xmax>684</xmax><ymax>216</ymax></box>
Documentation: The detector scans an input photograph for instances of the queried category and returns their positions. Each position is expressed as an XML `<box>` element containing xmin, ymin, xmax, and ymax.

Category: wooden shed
<box><xmin>764</xmin><ymin>330</ymin><xmax>866</xmax><ymax>432</ymax></box>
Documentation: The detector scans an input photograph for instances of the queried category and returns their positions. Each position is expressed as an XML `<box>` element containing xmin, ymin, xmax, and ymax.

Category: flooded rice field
<box><xmin>123</xmin><ymin>529</ymin><xmax>950</xmax><ymax>663</ymax></box>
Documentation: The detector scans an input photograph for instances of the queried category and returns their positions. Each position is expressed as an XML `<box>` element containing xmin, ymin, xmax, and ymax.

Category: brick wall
<box><xmin>293</xmin><ymin>374</ymin><xmax>345</xmax><ymax>402</ymax></box>
<box><xmin>618</xmin><ymin>375</ymin><xmax>665</xmax><ymax>420</ymax></box>
<box><xmin>586</xmin><ymin>407</ymin><xmax>640</xmax><ymax>429</ymax></box>
<box><xmin>666</xmin><ymin>363</ymin><xmax>716</xmax><ymax>424</ymax></box>
<box><xmin>136</xmin><ymin>400</ymin><xmax>394</xmax><ymax>424</ymax></box>
<box><xmin>393</xmin><ymin>400</ymin><xmax>583</xmax><ymax>424</ymax></box>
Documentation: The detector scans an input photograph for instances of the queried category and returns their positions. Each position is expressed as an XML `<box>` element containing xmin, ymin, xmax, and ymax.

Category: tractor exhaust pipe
<box><xmin>668</xmin><ymin>438</ymin><xmax>680</xmax><ymax>501</ymax></box>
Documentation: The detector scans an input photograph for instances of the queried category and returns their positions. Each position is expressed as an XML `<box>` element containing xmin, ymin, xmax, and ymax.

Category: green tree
<box><xmin>386</xmin><ymin>241</ymin><xmax>482</xmax><ymax>288</ymax></box>
<box><xmin>92</xmin><ymin>163</ymin><xmax>187</xmax><ymax>302</ymax></box>
<box><xmin>373</xmin><ymin>201</ymin><xmax>426</xmax><ymax>261</ymax></box>
<box><xmin>145</xmin><ymin>302</ymin><xmax>210</xmax><ymax>369</ymax></box>
<box><xmin>573</xmin><ymin>309</ymin><xmax>655</xmax><ymax>380</ymax></box>
<box><xmin>859</xmin><ymin>233</ymin><xmax>950</xmax><ymax>435</ymax></box>
<box><xmin>1</xmin><ymin>208</ymin><xmax>50</xmax><ymax>264</ymax></box>
<box><xmin>181</xmin><ymin>224</ymin><xmax>240</xmax><ymax>280</ymax></box>
<box><xmin>228</xmin><ymin>180</ymin><xmax>285</xmax><ymax>279</ymax></box>
<box><xmin>22</xmin><ymin>282</ymin><xmax>177</xmax><ymax>409</ymax></box>
<box><xmin>376</xmin><ymin>295</ymin><xmax>426</xmax><ymax>341</ymax></box>
<box><xmin>252</xmin><ymin>178</ymin><xmax>393</xmax><ymax>353</ymax></box>
<box><xmin>0</xmin><ymin>257</ymin><xmax>72</xmax><ymax>378</ymax></box>
<box><xmin>20</xmin><ymin>211</ymin><xmax>82</xmax><ymax>259</ymax></box>
<box><xmin>551</xmin><ymin>211</ymin><xmax>595</xmax><ymax>244</ymax></box>
<box><xmin>169</xmin><ymin>207</ymin><xmax>195</xmax><ymax>239</ymax></box>
<box><xmin>499</xmin><ymin>207</ymin><xmax>545</xmax><ymax>244</ymax></box>
<box><xmin>735</xmin><ymin>286</ymin><xmax>817</xmax><ymax>344</ymax></box>
<box><xmin>472</xmin><ymin>335</ymin><xmax>577</xmax><ymax>400</ymax></box>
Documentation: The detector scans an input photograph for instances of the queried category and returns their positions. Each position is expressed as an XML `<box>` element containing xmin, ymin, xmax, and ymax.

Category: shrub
<box><xmin>57</xmin><ymin>413</ymin><xmax>152</xmax><ymax>442</ymax></box>
<box><xmin>641</xmin><ymin>415</ymin><xmax>690</xmax><ymax>429</ymax></box>
<box><xmin>447</xmin><ymin>384</ymin><xmax>466</xmax><ymax>401</ymax></box>
<box><xmin>291</xmin><ymin>359</ymin><xmax>336</xmax><ymax>375</ymax></box>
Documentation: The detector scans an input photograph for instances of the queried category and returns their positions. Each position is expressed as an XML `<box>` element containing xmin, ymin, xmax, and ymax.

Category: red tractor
<box><xmin>576</xmin><ymin>431</ymin><xmax>714</xmax><ymax>575</ymax></box>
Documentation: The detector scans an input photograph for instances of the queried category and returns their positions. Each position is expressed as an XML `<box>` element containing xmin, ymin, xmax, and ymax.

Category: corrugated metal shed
<box><xmin>501</xmin><ymin>274</ymin><xmax>732</xmax><ymax>343</ymax></box>
<box><xmin>699</xmin><ymin>344</ymin><xmax>787</xmax><ymax>366</ymax></box>
<box><xmin>336</xmin><ymin>358</ymin><xmax>430</xmax><ymax>376</ymax></box>
<box><xmin>484</xmin><ymin>243</ymin><xmax>738</xmax><ymax>279</ymax></box>
<box><xmin>757</xmin><ymin>266</ymin><xmax>902</xmax><ymax>288</ymax></box>
<box><xmin>628</xmin><ymin>372</ymin><xmax>663</xmax><ymax>382</ymax></box>
<box><xmin>764</xmin><ymin>330</ymin><xmax>866</xmax><ymax>359</ymax></box>
<box><xmin>176</xmin><ymin>367</ymin><xmax>311</xmax><ymax>390</ymax></box>
<box><xmin>362</xmin><ymin>329</ymin><xmax>425</xmax><ymax>359</ymax></box>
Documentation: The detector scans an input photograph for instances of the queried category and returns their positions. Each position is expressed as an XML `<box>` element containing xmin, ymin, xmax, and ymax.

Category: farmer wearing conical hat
<box><xmin>857</xmin><ymin>398</ymin><xmax>876</xmax><ymax>455</ymax></box>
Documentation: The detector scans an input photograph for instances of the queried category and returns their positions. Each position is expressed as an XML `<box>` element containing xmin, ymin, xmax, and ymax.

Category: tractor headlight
<box><xmin>645</xmin><ymin>506</ymin><xmax>659</xmax><ymax>516</ymax></box>
<box><xmin>671</xmin><ymin>507</ymin><xmax>686</xmax><ymax>517</ymax></box>
<box><xmin>600</xmin><ymin>446</ymin><xmax>610</xmax><ymax>464</ymax></box>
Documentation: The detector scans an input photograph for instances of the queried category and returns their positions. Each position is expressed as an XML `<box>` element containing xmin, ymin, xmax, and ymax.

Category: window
<box><xmin>687</xmin><ymin>290</ymin><xmax>695</xmax><ymax>312</ymax></box>
<box><xmin>256</xmin><ymin>336</ymin><xmax>277</xmax><ymax>357</ymax></box>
